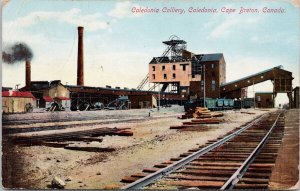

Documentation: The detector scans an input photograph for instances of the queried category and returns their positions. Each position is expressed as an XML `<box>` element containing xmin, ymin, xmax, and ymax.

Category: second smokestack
<box><xmin>77</xmin><ymin>26</ymin><xmax>84</xmax><ymax>86</ymax></box>
<box><xmin>25</xmin><ymin>60</ymin><xmax>31</xmax><ymax>88</ymax></box>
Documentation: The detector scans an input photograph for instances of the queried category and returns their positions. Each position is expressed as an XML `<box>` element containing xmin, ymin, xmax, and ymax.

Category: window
<box><xmin>201</xmin><ymin>81</ymin><xmax>204</xmax><ymax>85</ymax></box>
<box><xmin>192</xmin><ymin>74</ymin><xmax>195</xmax><ymax>78</ymax></box>
<box><xmin>182</xmin><ymin>65</ymin><xmax>186</xmax><ymax>71</ymax></box>
<box><xmin>152</xmin><ymin>66</ymin><xmax>155</xmax><ymax>71</ymax></box>
<box><xmin>173</xmin><ymin>65</ymin><xmax>176</xmax><ymax>70</ymax></box>
<box><xmin>212</xmin><ymin>80</ymin><xmax>216</xmax><ymax>91</ymax></box>
<box><xmin>172</xmin><ymin>73</ymin><xmax>176</xmax><ymax>79</ymax></box>
<box><xmin>162</xmin><ymin>65</ymin><xmax>165</xmax><ymax>70</ymax></box>
<box><xmin>152</xmin><ymin>74</ymin><xmax>155</xmax><ymax>79</ymax></box>
<box><xmin>212</xmin><ymin>64</ymin><xmax>214</xmax><ymax>69</ymax></box>
<box><xmin>164</xmin><ymin>74</ymin><xmax>167</xmax><ymax>79</ymax></box>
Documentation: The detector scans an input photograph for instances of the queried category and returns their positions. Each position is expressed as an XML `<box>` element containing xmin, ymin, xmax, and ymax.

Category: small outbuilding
<box><xmin>255</xmin><ymin>92</ymin><xmax>274</xmax><ymax>108</ymax></box>
<box><xmin>43</xmin><ymin>96</ymin><xmax>54</xmax><ymax>109</ymax></box>
<box><xmin>2</xmin><ymin>91</ymin><xmax>36</xmax><ymax>113</ymax></box>
<box><xmin>53</xmin><ymin>97</ymin><xmax>71</xmax><ymax>111</ymax></box>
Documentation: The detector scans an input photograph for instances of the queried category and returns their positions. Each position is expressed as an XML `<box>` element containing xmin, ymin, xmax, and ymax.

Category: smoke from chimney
<box><xmin>77</xmin><ymin>26</ymin><xmax>84</xmax><ymax>86</ymax></box>
<box><xmin>2</xmin><ymin>42</ymin><xmax>34</xmax><ymax>88</ymax></box>
<box><xmin>2</xmin><ymin>42</ymin><xmax>33</xmax><ymax>64</ymax></box>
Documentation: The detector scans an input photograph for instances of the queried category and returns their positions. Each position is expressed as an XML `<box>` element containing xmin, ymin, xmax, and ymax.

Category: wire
<box><xmin>64</xmin><ymin>28</ymin><xmax>76</xmax><ymax>66</ymax></box>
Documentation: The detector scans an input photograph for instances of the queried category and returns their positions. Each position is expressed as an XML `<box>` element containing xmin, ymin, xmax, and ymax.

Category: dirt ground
<box><xmin>2</xmin><ymin>107</ymin><xmax>274</xmax><ymax>189</ymax></box>
<box><xmin>269</xmin><ymin>109</ymin><xmax>299</xmax><ymax>190</ymax></box>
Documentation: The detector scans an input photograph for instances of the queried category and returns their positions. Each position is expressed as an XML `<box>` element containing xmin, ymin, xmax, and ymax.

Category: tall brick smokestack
<box><xmin>77</xmin><ymin>26</ymin><xmax>84</xmax><ymax>86</ymax></box>
<box><xmin>25</xmin><ymin>60</ymin><xmax>31</xmax><ymax>87</ymax></box>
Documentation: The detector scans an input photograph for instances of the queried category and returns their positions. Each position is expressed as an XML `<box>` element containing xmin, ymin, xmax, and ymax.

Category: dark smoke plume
<box><xmin>2</xmin><ymin>43</ymin><xmax>33</xmax><ymax>64</ymax></box>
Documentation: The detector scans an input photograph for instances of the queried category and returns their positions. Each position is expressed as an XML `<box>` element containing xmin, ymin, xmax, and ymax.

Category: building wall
<box><xmin>255</xmin><ymin>93</ymin><xmax>274</xmax><ymax>108</ymax></box>
<box><xmin>196</xmin><ymin>60</ymin><xmax>224</xmax><ymax>98</ymax></box>
<box><xmin>219</xmin><ymin>56</ymin><xmax>226</xmax><ymax>85</ymax></box>
<box><xmin>44</xmin><ymin>84</ymin><xmax>70</xmax><ymax>98</ymax></box>
<box><xmin>293</xmin><ymin>87</ymin><xmax>299</xmax><ymax>108</ymax></box>
<box><xmin>128</xmin><ymin>94</ymin><xmax>154</xmax><ymax>109</ymax></box>
<box><xmin>149</xmin><ymin>62</ymin><xmax>200</xmax><ymax>86</ymax></box>
<box><xmin>2</xmin><ymin>97</ymin><xmax>34</xmax><ymax>113</ymax></box>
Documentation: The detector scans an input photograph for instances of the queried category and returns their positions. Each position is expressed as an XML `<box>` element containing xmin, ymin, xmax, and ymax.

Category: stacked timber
<box><xmin>10</xmin><ymin>127</ymin><xmax>133</xmax><ymax>145</ymax></box>
<box><xmin>173</xmin><ymin>107</ymin><xmax>224</xmax><ymax>130</ymax></box>
<box><xmin>178</xmin><ymin>107</ymin><xmax>223</xmax><ymax>120</ymax></box>
<box><xmin>178</xmin><ymin>109</ymin><xmax>194</xmax><ymax>119</ymax></box>
<box><xmin>183</xmin><ymin>118</ymin><xmax>224</xmax><ymax>125</ymax></box>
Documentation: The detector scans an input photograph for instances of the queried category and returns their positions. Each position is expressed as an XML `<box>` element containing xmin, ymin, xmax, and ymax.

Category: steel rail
<box><xmin>220</xmin><ymin>112</ymin><xmax>282</xmax><ymax>190</ymax></box>
<box><xmin>121</xmin><ymin>113</ymin><xmax>268</xmax><ymax>190</ymax></box>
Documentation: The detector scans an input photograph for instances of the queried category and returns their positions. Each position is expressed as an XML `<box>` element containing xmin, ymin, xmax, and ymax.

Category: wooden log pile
<box><xmin>173</xmin><ymin>107</ymin><xmax>224</xmax><ymax>130</ymax></box>
<box><xmin>10</xmin><ymin>127</ymin><xmax>133</xmax><ymax>145</ymax></box>
<box><xmin>178</xmin><ymin>107</ymin><xmax>223</xmax><ymax>119</ymax></box>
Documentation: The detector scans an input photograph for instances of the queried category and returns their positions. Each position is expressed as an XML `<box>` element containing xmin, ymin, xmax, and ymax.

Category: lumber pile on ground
<box><xmin>183</xmin><ymin>118</ymin><xmax>224</xmax><ymax>125</ymax></box>
<box><xmin>241</xmin><ymin>111</ymin><xmax>255</xmax><ymax>115</ymax></box>
<box><xmin>10</xmin><ymin>127</ymin><xmax>133</xmax><ymax>146</ymax></box>
<box><xmin>177</xmin><ymin>109</ymin><xmax>194</xmax><ymax>119</ymax></box>
<box><xmin>174</xmin><ymin>107</ymin><xmax>224</xmax><ymax>130</ymax></box>
<box><xmin>178</xmin><ymin>107</ymin><xmax>223</xmax><ymax>119</ymax></box>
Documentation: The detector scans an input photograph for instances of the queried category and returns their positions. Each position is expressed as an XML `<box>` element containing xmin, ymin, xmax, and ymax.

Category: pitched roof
<box><xmin>25</xmin><ymin>80</ymin><xmax>63</xmax><ymax>91</ymax></box>
<box><xmin>54</xmin><ymin>97</ymin><xmax>70</xmax><ymax>100</ymax></box>
<box><xmin>199</xmin><ymin>53</ymin><xmax>223</xmax><ymax>62</ymax></box>
<box><xmin>2</xmin><ymin>91</ymin><xmax>36</xmax><ymax>99</ymax></box>
<box><xmin>255</xmin><ymin>92</ymin><xmax>273</xmax><ymax>94</ymax></box>
<box><xmin>43</xmin><ymin>96</ymin><xmax>54</xmax><ymax>102</ymax></box>
<box><xmin>221</xmin><ymin>65</ymin><xmax>283</xmax><ymax>87</ymax></box>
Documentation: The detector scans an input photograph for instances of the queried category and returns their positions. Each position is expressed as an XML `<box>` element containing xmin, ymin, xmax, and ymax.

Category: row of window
<box><xmin>200</xmin><ymin>80</ymin><xmax>216</xmax><ymax>91</ymax></box>
<box><xmin>152</xmin><ymin>63</ymin><xmax>216</xmax><ymax>72</ymax></box>
<box><xmin>152</xmin><ymin>73</ymin><xmax>176</xmax><ymax>79</ymax></box>
<box><xmin>152</xmin><ymin>65</ymin><xmax>186</xmax><ymax>71</ymax></box>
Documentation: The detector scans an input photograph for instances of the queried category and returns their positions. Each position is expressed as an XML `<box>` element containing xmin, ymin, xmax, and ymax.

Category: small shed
<box><xmin>43</xmin><ymin>96</ymin><xmax>54</xmax><ymax>109</ymax></box>
<box><xmin>255</xmin><ymin>92</ymin><xmax>274</xmax><ymax>108</ymax></box>
<box><xmin>2</xmin><ymin>91</ymin><xmax>36</xmax><ymax>113</ymax></box>
<box><xmin>54</xmin><ymin>97</ymin><xmax>71</xmax><ymax>111</ymax></box>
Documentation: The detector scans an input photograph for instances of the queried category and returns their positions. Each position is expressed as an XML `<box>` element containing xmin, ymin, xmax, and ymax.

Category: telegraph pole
<box><xmin>158</xmin><ymin>83</ymin><xmax>160</xmax><ymax>111</ymax></box>
<box><xmin>203</xmin><ymin>64</ymin><xmax>206</xmax><ymax>108</ymax></box>
<box><xmin>253</xmin><ymin>80</ymin><xmax>255</xmax><ymax>108</ymax></box>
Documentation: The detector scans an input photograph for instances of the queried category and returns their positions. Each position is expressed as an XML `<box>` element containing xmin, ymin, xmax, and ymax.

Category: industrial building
<box><xmin>293</xmin><ymin>86</ymin><xmax>299</xmax><ymax>108</ymax></box>
<box><xmin>2</xmin><ymin>26</ymin><xmax>298</xmax><ymax>112</ymax></box>
<box><xmin>255</xmin><ymin>92</ymin><xmax>274</xmax><ymax>108</ymax></box>
<box><xmin>21</xmin><ymin>80</ymin><xmax>70</xmax><ymax>110</ymax></box>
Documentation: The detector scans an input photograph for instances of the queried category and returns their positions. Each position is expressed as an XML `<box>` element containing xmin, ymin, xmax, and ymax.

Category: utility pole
<box><xmin>158</xmin><ymin>83</ymin><xmax>160</xmax><ymax>111</ymax></box>
<box><xmin>253</xmin><ymin>80</ymin><xmax>255</xmax><ymax>108</ymax></box>
<box><xmin>203</xmin><ymin>64</ymin><xmax>206</xmax><ymax>108</ymax></box>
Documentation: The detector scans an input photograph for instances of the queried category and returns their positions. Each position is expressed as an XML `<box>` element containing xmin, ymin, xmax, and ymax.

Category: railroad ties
<box><xmin>7</xmin><ymin>127</ymin><xmax>133</xmax><ymax>151</ymax></box>
<box><xmin>120</xmin><ymin>111</ymin><xmax>285</xmax><ymax>190</ymax></box>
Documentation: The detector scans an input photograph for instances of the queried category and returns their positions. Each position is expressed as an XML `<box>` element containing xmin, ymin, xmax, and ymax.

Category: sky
<box><xmin>2</xmin><ymin>0</ymin><xmax>300</xmax><ymax>106</ymax></box>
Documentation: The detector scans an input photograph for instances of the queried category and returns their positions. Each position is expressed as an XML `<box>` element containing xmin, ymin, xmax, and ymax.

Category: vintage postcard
<box><xmin>1</xmin><ymin>0</ymin><xmax>299</xmax><ymax>190</ymax></box>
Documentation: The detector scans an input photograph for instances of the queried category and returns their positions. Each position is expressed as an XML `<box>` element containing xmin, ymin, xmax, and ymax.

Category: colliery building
<box><xmin>2</xmin><ymin>27</ymin><xmax>299</xmax><ymax>113</ymax></box>
<box><xmin>148</xmin><ymin>49</ymin><xmax>226</xmax><ymax>99</ymax></box>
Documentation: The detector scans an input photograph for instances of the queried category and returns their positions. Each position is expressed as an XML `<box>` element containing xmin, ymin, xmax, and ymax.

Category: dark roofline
<box><xmin>221</xmin><ymin>65</ymin><xmax>283</xmax><ymax>87</ymax></box>
<box><xmin>255</xmin><ymin>92</ymin><xmax>273</xmax><ymax>94</ymax></box>
<box><xmin>65</xmin><ymin>85</ymin><xmax>177</xmax><ymax>95</ymax></box>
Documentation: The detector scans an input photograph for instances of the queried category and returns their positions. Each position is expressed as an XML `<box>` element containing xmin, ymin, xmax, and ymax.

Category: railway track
<box><xmin>121</xmin><ymin>110</ymin><xmax>285</xmax><ymax>190</ymax></box>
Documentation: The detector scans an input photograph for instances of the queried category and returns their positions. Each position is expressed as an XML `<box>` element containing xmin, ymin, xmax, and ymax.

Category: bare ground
<box><xmin>2</xmin><ymin>107</ymin><xmax>274</xmax><ymax>189</ymax></box>
<box><xmin>269</xmin><ymin>109</ymin><xmax>299</xmax><ymax>190</ymax></box>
